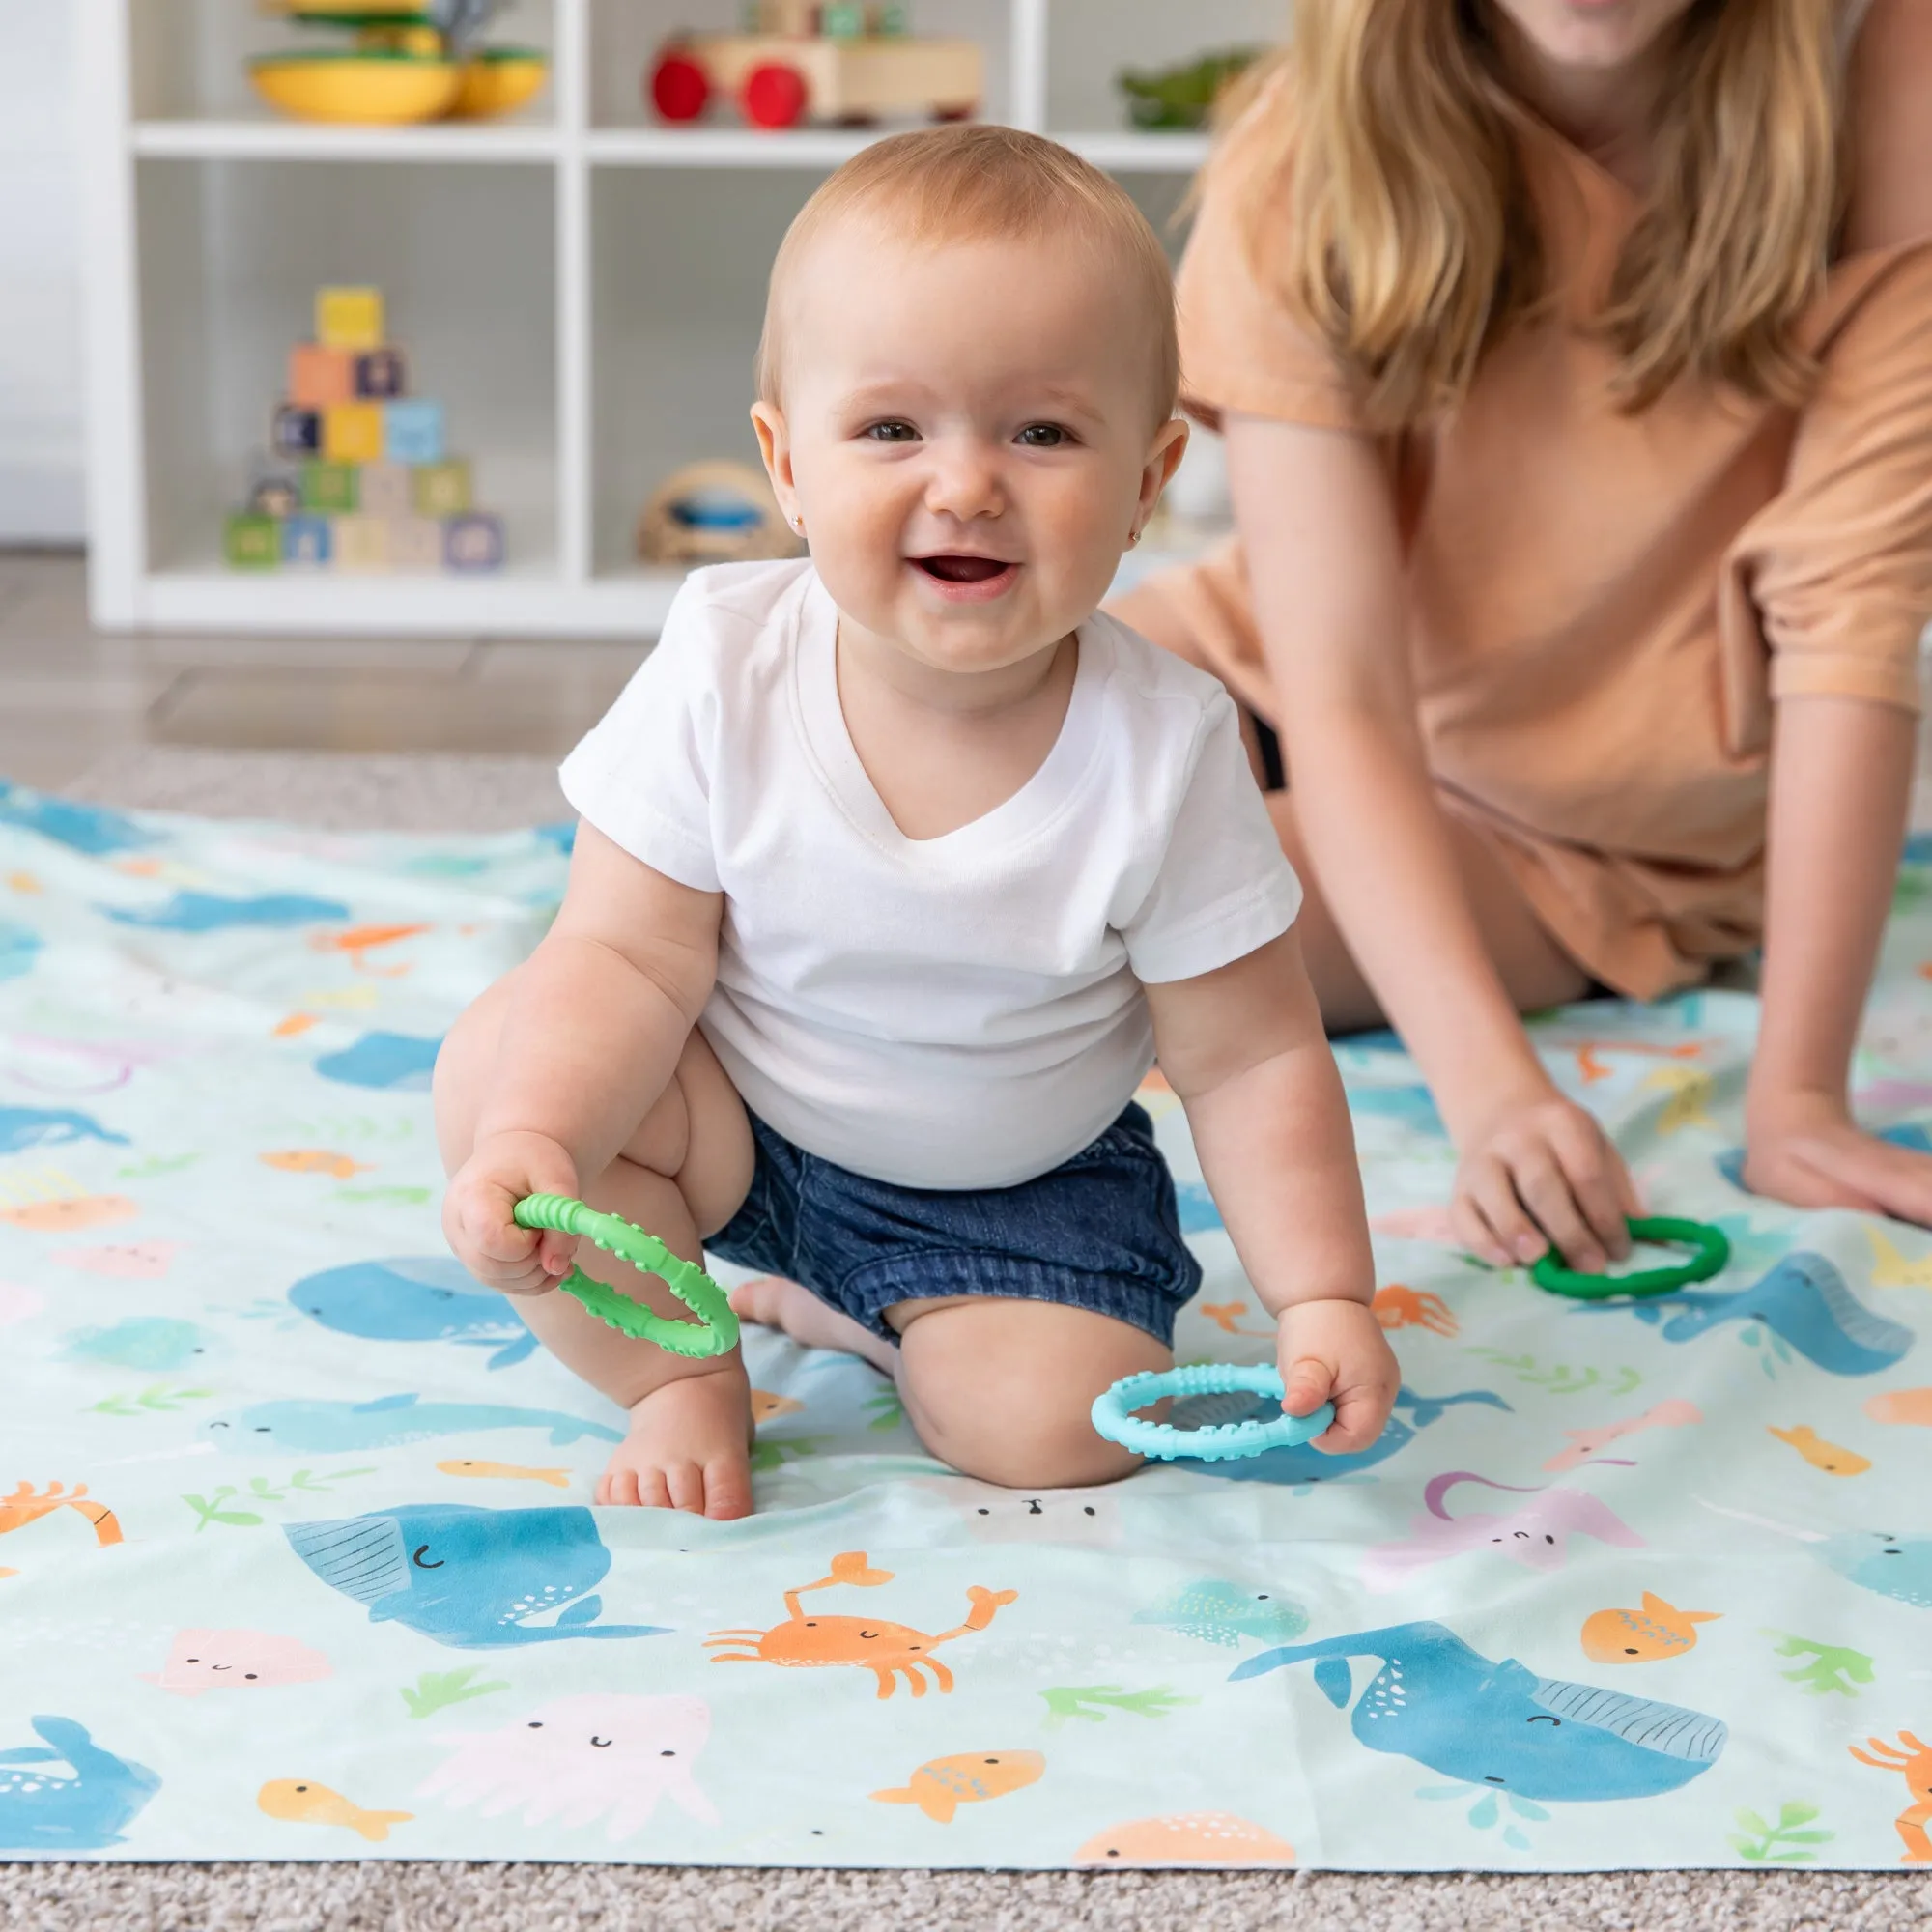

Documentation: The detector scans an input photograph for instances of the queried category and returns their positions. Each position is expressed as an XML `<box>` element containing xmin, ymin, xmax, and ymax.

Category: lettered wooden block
<box><xmin>356</xmin><ymin>460</ymin><xmax>411</xmax><ymax>518</ymax></box>
<box><xmin>384</xmin><ymin>398</ymin><xmax>444</xmax><ymax>464</ymax></box>
<box><xmin>332</xmin><ymin>514</ymin><xmax>390</xmax><ymax>572</ymax></box>
<box><xmin>248</xmin><ymin>465</ymin><xmax>302</xmax><ymax>518</ymax></box>
<box><xmin>224</xmin><ymin>513</ymin><xmax>280</xmax><ymax>571</ymax></box>
<box><xmin>271</xmin><ymin>404</ymin><xmax>321</xmax><ymax>458</ymax></box>
<box><xmin>316</xmin><ymin>286</ymin><xmax>384</xmax><ymax>350</ymax></box>
<box><xmin>280</xmin><ymin>513</ymin><xmax>333</xmax><ymax>568</ymax></box>
<box><xmin>299</xmin><ymin>461</ymin><xmax>358</xmax><ymax>514</ymax></box>
<box><xmin>443</xmin><ymin>511</ymin><xmax>505</xmax><ymax>573</ymax></box>
<box><xmin>388</xmin><ymin>515</ymin><xmax>442</xmax><ymax>571</ymax></box>
<box><xmin>354</xmin><ymin>347</ymin><xmax>408</xmax><ymax>400</ymax></box>
<box><xmin>412</xmin><ymin>458</ymin><xmax>472</xmax><ymax>517</ymax></box>
<box><xmin>289</xmin><ymin>344</ymin><xmax>355</xmax><ymax>408</ymax></box>
<box><xmin>323</xmin><ymin>402</ymin><xmax>384</xmax><ymax>465</ymax></box>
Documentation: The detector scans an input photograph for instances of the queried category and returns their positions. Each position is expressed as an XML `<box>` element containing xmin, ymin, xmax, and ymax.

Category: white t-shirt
<box><xmin>559</xmin><ymin>560</ymin><xmax>1301</xmax><ymax>1190</ymax></box>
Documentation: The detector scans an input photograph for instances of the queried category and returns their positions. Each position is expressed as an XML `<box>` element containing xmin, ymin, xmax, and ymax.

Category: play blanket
<box><xmin>1</xmin><ymin>777</ymin><xmax>1928</xmax><ymax>1872</ymax></box>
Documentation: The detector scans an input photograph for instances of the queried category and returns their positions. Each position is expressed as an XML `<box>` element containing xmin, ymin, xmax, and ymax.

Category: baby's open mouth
<box><xmin>915</xmin><ymin>554</ymin><xmax>1014</xmax><ymax>584</ymax></box>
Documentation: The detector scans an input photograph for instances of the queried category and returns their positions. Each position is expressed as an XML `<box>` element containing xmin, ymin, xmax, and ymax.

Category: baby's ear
<box><xmin>749</xmin><ymin>401</ymin><xmax>793</xmax><ymax>495</ymax></box>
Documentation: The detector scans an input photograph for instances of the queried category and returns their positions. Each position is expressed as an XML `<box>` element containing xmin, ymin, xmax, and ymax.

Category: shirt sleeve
<box><xmin>1120</xmin><ymin>688</ymin><xmax>1304</xmax><ymax>985</ymax></box>
<box><xmin>1737</xmin><ymin>242</ymin><xmax>1932</xmax><ymax>715</ymax></box>
<box><xmin>1176</xmin><ymin>83</ymin><xmax>1364</xmax><ymax>435</ymax></box>
<box><xmin>556</xmin><ymin>581</ymin><xmax>722</xmax><ymax>891</ymax></box>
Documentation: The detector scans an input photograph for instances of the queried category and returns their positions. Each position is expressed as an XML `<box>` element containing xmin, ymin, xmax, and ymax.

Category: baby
<box><xmin>437</xmin><ymin>126</ymin><xmax>1399</xmax><ymax>1518</ymax></box>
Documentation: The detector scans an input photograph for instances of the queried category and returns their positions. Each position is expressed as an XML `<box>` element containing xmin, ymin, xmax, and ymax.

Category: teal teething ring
<box><xmin>1530</xmin><ymin>1214</ymin><xmax>1729</xmax><ymax>1301</ymax></box>
<box><xmin>1092</xmin><ymin>1363</ymin><xmax>1335</xmax><ymax>1463</ymax></box>
<box><xmin>512</xmin><ymin>1193</ymin><xmax>740</xmax><ymax>1358</ymax></box>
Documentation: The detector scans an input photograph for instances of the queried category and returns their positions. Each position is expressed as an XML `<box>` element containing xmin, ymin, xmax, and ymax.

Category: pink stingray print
<box><xmin>1368</xmin><ymin>1205</ymin><xmax>1461</xmax><ymax>1245</ymax></box>
<box><xmin>51</xmin><ymin>1241</ymin><xmax>181</xmax><ymax>1279</ymax></box>
<box><xmin>418</xmin><ymin>1694</ymin><xmax>717</xmax><ymax>1842</ymax></box>
<box><xmin>1362</xmin><ymin>1471</ymin><xmax>1645</xmax><ymax>1594</ymax></box>
<box><xmin>0</xmin><ymin>1282</ymin><xmax>45</xmax><ymax>1329</ymax></box>
<box><xmin>1543</xmin><ymin>1400</ymin><xmax>1703</xmax><ymax>1475</ymax></box>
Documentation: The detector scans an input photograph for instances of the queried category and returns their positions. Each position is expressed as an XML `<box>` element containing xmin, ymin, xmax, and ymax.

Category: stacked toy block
<box><xmin>223</xmin><ymin>287</ymin><xmax>506</xmax><ymax>575</ymax></box>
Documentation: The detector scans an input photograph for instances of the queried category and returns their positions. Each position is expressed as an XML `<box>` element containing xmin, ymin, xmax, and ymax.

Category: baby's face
<box><xmin>754</xmin><ymin>224</ymin><xmax>1182</xmax><ymax>676</ymax></box>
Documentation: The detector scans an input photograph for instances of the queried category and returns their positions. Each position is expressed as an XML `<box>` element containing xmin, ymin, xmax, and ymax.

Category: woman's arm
<box><xmin>1223</xmin><ymin>411</ymin><xmax>1634</xmax><ymax>1268</ymax></box>
<box><xmin>1745</xmin><ymin>694</ymin><xmax>1932</xmax><ymax>1219</ymax></box>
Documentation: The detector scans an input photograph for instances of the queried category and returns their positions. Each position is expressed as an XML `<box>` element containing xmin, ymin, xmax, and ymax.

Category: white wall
<box><xmin>0</xmin><ymin>3</ymin><xmax>85</xmax><ymax>543</ymax></box>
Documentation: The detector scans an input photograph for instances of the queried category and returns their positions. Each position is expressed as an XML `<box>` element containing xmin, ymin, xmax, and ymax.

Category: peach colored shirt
<box><xmin>1123</xmin><ymin>14</ymin><xmax>1932</xmax><ymax>1000</ymax></box>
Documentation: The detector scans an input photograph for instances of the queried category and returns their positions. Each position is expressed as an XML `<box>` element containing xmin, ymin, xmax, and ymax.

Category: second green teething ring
<box><xmin>1530</xmin><ymin>1214</ymin><xmax>1729</xmax><ymax>1301</ymax></box>
<box><xmin>512</xmin><ymin>1193</ymin><xmax>740</xmax><ymax>1357</ymax></box>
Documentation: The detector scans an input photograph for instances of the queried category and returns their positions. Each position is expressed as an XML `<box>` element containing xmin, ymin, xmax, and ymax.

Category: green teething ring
<box><xmin>1530</xmin><ymin>1214</ymin><xmax>1730</xmax><ymax>1301</ymax></box>
<box><xmin>512</xmin><ymin>1193</ymin><xmax>740</xmax><ymax>1357</ymax></box>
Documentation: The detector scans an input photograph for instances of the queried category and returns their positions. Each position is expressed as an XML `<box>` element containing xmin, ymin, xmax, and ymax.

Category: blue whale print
<box><xmin>1820</xmin><ymin>1529</ymin><xmax>1932</xmax><ymax>1610</ymax></box>
<box><xmin>283</xmin><ymin>1503</ymin><xmax>668</xmax><ymax>1648</ymax></box>
<box><xmin>0</xmin><ymin>1718</ymin><xmax>161</xmax><ymax>1852</ymax></box>
<box><xmin>1575</xmin><ymin>1252</ymin><xmax>1913</xmax><ymax>1376</ymax></box>
<box><xmin>1179</xmin><ymin>1385</ymin><xmax>1513</xmax><ymax>1486</ymax></box>
<box><xmin>102</xmin><ymin>890</ymin><xmax>351</xmax><ymax>932</ymax></box>
<box><xmin>0</xmin><ymin>1106</ymin><xmax>128</xmax><ymax>1155</ymax></box>
<box><xmin>288</xmin><ymin>1256</ymin><xmax>537</xmax><ymax>1369</ymax></box>
<box><xmin>211</xmin><ymin>1392</ymin><xmax>622</xmax><ymax>1453</ymax></box>
<box><xmin>0</xmin><ymin>784</ymin><xmax>157</xmax><ymax>856</ymax></box>
<box><xmin>62</xmin><ymin>1316</ymin><xmax>205</xmax><ymax>1372</ymax></box>
<box><xmin>0</xmin><ymin>919</ymin><xmax>40</xmax><ymax>983</ymax></box>
<box><xmin>1231</xmin><ymin>1621</ymin><xmax>1726</xmax><ymax>1802</ymax></box>
<box><xmin>314</xmin><ymin>1031</ymin><xmax>442</xmax><ymax>1093</ymax></box>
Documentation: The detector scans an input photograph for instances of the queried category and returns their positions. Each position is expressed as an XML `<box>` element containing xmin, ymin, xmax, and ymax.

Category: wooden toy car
<box><xmin>649</xmin><ymin>1</ymin><xmax>980</xmax><ymax>130</ymax></box>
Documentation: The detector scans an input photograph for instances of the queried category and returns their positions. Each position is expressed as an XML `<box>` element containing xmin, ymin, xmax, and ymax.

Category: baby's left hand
<box><xmin>1275</xmin><ymin>1298</ymin><xmax>1401</xmax><ymax>1454</ymax></box>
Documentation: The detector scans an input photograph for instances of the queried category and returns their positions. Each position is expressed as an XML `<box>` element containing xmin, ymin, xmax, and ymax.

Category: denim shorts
<box><xmin>706</xmin><ymin>1101</ymin><xmax>1202</xmax><ymax>1348</ymax></box>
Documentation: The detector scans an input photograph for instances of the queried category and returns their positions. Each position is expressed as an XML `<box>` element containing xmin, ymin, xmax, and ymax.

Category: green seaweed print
<box><xmin>1464</xmin><ymin>1349</ymin><xmax>1640</xmax><ymax>1397</ymax></box>
<box><xmin>1416</xmin><ymin>1781</ymin><xmax>1548</xmax><ymax>1851</ymax></box>
<box><xmin>1039</xmin><ymin>1685</ymin><xmax>1199</xmax><ymax>1729</ymax></box>
<box><xmin>1730</xmin><ymin>1800</ymin><xmax>1833</xmax><ymax>1863</ymax></box>
<box><xmin>88</xmin><ymin>1384</ymin><xmax>214</xmax><ymax>1416</ymax></box>
<box><xmin>1763</xmin><ymin>1631</ymin><xmax>1875</xmax><ymax>1697</ymax></box>
<box><xmin>182</xmin><ymin>1467</ymin><xmax>378</xmax><ymax>1531</ymax></box>
<box><xmin>401</xmin><ymin>1667</ymin><xmax>510</xmax><ymax>1720</ymax></box>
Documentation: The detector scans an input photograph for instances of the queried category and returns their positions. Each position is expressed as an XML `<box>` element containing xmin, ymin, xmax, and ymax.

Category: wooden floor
<box><xmin>0</xmin><ymin>550</ymin><xmax>647</xmax><ymax>788</ymax></box>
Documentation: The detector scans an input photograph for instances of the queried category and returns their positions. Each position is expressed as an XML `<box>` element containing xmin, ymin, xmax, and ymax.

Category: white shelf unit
<box><xmin>83</xmin><ymin>0</ymin><xmax>1276</xmax><ymax>639</ymax></box>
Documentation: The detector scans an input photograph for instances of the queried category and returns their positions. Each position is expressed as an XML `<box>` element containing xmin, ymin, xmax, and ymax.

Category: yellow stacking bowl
<box><xmin>249</xmin><ymin>52</ymin><xmax>461</xmax><ymax>124</ymax></box>
<box><xmin>449</xmin><ymin>49</ymin><xmax>550</xmax><ymax>119</ymax></box>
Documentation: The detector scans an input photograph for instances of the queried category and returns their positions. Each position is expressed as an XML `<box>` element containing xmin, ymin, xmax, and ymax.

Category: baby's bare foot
<box><xmin>731</xmin><ymin>1274</ymin><xmax>895</xmax><ymax>1374</ymax></box>
<box><xmin>596</xmin><ymin>1368</ymin><xmax>753</xmax><ymax>1519</ymax></box>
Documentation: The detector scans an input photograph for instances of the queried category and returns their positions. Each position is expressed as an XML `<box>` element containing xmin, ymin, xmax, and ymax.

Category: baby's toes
<box><xmin>701</xmin><ymin>1457</ymin><xmax>753</xmax><ymax>1521</ymax></box>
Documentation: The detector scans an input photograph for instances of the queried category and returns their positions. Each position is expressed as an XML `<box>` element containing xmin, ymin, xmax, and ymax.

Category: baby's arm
<box><xmin>1145</xmin><ymin>929</ymin><xmax>1396</xmax><ymax>1451</ymax></box>
<box><xmin>443</xmin><ymin>822</ymin><xmax>724</xmax><ymax>1294</ymax></box>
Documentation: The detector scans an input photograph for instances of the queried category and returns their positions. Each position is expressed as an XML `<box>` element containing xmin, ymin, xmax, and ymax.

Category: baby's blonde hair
<box><xmin>755</xmin><ymin>125</ymin><xmax>1179</xmax><ymax>424</ymax></box>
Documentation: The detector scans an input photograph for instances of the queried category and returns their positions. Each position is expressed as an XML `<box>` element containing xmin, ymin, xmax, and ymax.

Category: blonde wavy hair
<box><xmin>1212</xmin><ymin>0</ymin><xmax>1847</xmax><ymax>431</ymax></box>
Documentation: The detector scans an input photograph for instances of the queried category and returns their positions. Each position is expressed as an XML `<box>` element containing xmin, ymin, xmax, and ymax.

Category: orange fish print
<box><xmin>272</xmin><ymin>1013</ymin><xmax>320</xmax><ymax>1038</ymax></box>
<box><xmin>5</xmin><ymin>872</ymin><xmax>41</xmax><ymax>895</ymax></box>
<box><xmin>871</xmin><ymin>1749</ymin><xmax>1044</xmax><ymax>1823</ymax></box>
<box><xmin>1767</xmin><ymin>1424</ymin><xmax>1871</xmax><ymax>1476</ymax></box>
<box><xmin>311</xmin><ymin>923</ymin><xmax>430</xmax><ymax>976</ymax></box>
<box><xmin>1075</xmin><ymin>1813</ymin><xmax>1294</xmax><ymax>1867</ymax></box>
<box><xmin>750</xmin><ymin>1390</ymin><xmax>804</xmax><ymax>1423</ymax></box>
<box><xmin>1579</xmin><ymin>1591</ymin><xmax>1719</xmax><ymax>1663</ymax></box>
<box><xmin>1865</xmin><ymin>1388</ymin><xmax>1932</xmax><ymax>1428</ymax></box>
<box><xmin>436</xmin><ymin>1459</ymin><xmax>570</xmax><ymax>1488</ymax></box>
<box><xmin>257</xmin><ymin>1778</ymin><xmax>412</xmax><ymax>1842</ymax></box>
<box><xmin>1371</xmin><ymin>1284</ymin><xmax>1457</xmax><ymax>1337</ymax></box>
<box><xmin>260</xmin><ymin>1150</ymin><xmax>370</xmax><ymax>1180</ymax></box>
<box><xmin>0</xmin><ymin>1194</ymin><xmax>137</xmax><ymax>1234</ymax></box>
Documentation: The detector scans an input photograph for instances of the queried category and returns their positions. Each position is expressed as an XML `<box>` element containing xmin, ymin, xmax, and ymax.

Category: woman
<box><xmin>1118</xmin><ymin>0</ymin><xmax>1932</xmax><ymax>1274</ymax></box>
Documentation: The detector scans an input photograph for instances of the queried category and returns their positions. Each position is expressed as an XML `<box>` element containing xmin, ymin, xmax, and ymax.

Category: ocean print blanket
<box><xmin>0</xmin><ymin>777</ymin><xmax>1927</xmax><ymax>1871</ymax></box>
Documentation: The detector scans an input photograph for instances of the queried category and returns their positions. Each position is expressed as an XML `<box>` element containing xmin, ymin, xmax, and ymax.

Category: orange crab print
<box><xmin>1198</xmin><ymin>1301</ymin><xmax>1271</xmax><ymax>1339</ymax></box>
<box><xmin>1849</xmin><ymin>1731</ymin><xmax>1932</xmax><ymax>1864</ymax></box>
<box><xmin>1371</xmin><ymin>1284</ymin><xmax>1458</xmax><ymax>1337</ymax></box>
<box><xmin>0</xmin><ymin>1481</ymin><xmax>124</xmax><ymax>1575</ymax></box>
<box><xmin>705</xmin><ymin>1551</ymin><xmax>1016</xmax><ymax>1700</ymax></box>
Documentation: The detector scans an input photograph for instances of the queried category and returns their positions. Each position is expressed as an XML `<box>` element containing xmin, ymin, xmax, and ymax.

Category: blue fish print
<box><xmin>102</xmin><ymin>890</ymin><xmax>350</xmax><ymax>932</ymax></box>
<box><xmin>1575</xmin><ymin>1252</ymin><xmax>1912</xmax><ymax>1377</ymax></box>
<box><xmin>0</xmin><ymin>785</ymin><xmax>156</xmax><ymax>856</ymax></box>
<box><xmin>1175</xmin><ymin>1181</ymin><xmax>1222</xmax><ymax>1234</ymax></box>
<box><xmin>283</xmin><ymin>1503</ymin><xmax>668</xmax><ymax>1648</ymax></box>
<box><xmin>0</xmin><ymin>1106</ymin><xmax>128</xmax><ymax>1155</ymax></box>
<box><xmin>211</xmin><ymin>1392</ymin><xmax>622</xmax><ymax>1453</ymax></box>
<box><xmin>0</xmin><ymin>1718</ymin><xmax>161</xmax><ymax>1852</ymax></box>
<box><xmin>1132</xmin><ymin>1579</ymin><xmax>1308</xmax><ymax>1648</ymax></box>
<box><xmin>314</xmin><ymin>1031</ymin><xmax>442</xmax><ymax>1093</ymax></box>
<box><xmin>1231</xmin><ymin>1621</ymin><xmax>1726</xmax><ymax>1802</ymax></box>
<box><xmin>1718</xmin><ymin>1123</ymin><xmax>1932</xmax><ymax>1185</ymax></box>
<box><xmin>61</xmin><ymin>1316</ymin><xmax>204</xmax><ymax>1372</ymax></box>
<box><xmin>536</xmin><ymin>822</ymin><xmax>576</xmax><ymax>857</ymax></box>
<box><xmin>288</xmin><ymin>1257</ymin><xmax>537</xmax><ymax>1369</ymax></box>
<box><xmin>0</xmin><ymin>920</ymin><xmax>39</xmax><ymax>984</ymax></box>
<box><xmin>1346</xmin><ymin>1084</ymin><xmax>1446</xmax><ymax>1136</ymax></box>
<box><xmin>1181</xmin><ymin>1385</ymin><xmax>1513</xmax><ymax>1486</ymax></box>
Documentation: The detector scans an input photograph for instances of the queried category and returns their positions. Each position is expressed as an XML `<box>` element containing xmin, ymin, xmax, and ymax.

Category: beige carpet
<box><xmin>6</xmin><ymin>744</ymin><xmax>1926</xmax><ymax>1932</ymax></box>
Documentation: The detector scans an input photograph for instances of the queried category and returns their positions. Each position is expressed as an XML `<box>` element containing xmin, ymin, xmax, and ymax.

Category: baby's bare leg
<box><xmin>434</xmin><ymin>970</ymin><xmax>756</xmax><ymax>1517</ymax></box>
<box><xmin>891</xmin><ymin>1298</ymin><xmax>1168</xmax><ymax>1489</ymax></box>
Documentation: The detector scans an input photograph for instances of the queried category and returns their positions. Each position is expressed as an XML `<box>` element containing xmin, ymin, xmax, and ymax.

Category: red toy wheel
<box><xmin>741</xmin><ymin>62</ymin><xmax>808</xmax><ymax>129</ymax></box>
<box><xmin>650</xmin><ymin>52</ymin><xmax>710</xmax><ymax>123</ymax></box>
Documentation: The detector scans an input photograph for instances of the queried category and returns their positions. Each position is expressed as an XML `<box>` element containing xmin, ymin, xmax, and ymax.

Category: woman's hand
<box><xmin>1276</xmin><ymin>1297</ymin><xmax>1401</xmax><ymax>1454</ymax></box>
<box><xmin>1745</xmin><ymin>1089</ymin><xmax>1932</xmax><ymax>1224</ymax></box>
<box><xmin>1451</xmin><ymin>1083</ymin><xmax>1638</xmax><ymax>1273</ymax></box>
<box><xmin>442</xmin><ymin>1128</ymin><xmax>582</xmax><ymax>1296</ymax></box>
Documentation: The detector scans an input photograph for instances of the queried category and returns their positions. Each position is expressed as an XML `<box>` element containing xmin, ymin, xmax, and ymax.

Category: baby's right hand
<box><xmin>443</xmin><ymin>1130</ymin><xmax>582</xmax><ymax>1296</ymax></box>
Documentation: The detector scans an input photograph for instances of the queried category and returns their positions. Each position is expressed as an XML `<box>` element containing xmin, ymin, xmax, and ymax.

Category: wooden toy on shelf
<box><xmin>649</xmin><ymin>2</ymin><xmax>980</xmax><ymax>131</ymax></box>
<box><xmin>636</xmin><ymin>461</ymin><xmax>803</xmax><ymax>566</ymax></box>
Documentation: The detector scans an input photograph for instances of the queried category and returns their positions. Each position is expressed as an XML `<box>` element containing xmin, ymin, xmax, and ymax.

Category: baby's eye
<box><xmin>1016</xmin><ymin>424</ymin><xmax>1068</xmax><ymax>448</ymax></box>
<box><xmin>865</xmin><ymin>420</ymin><xmax>920</xmax><ymax>443</ymax></box>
